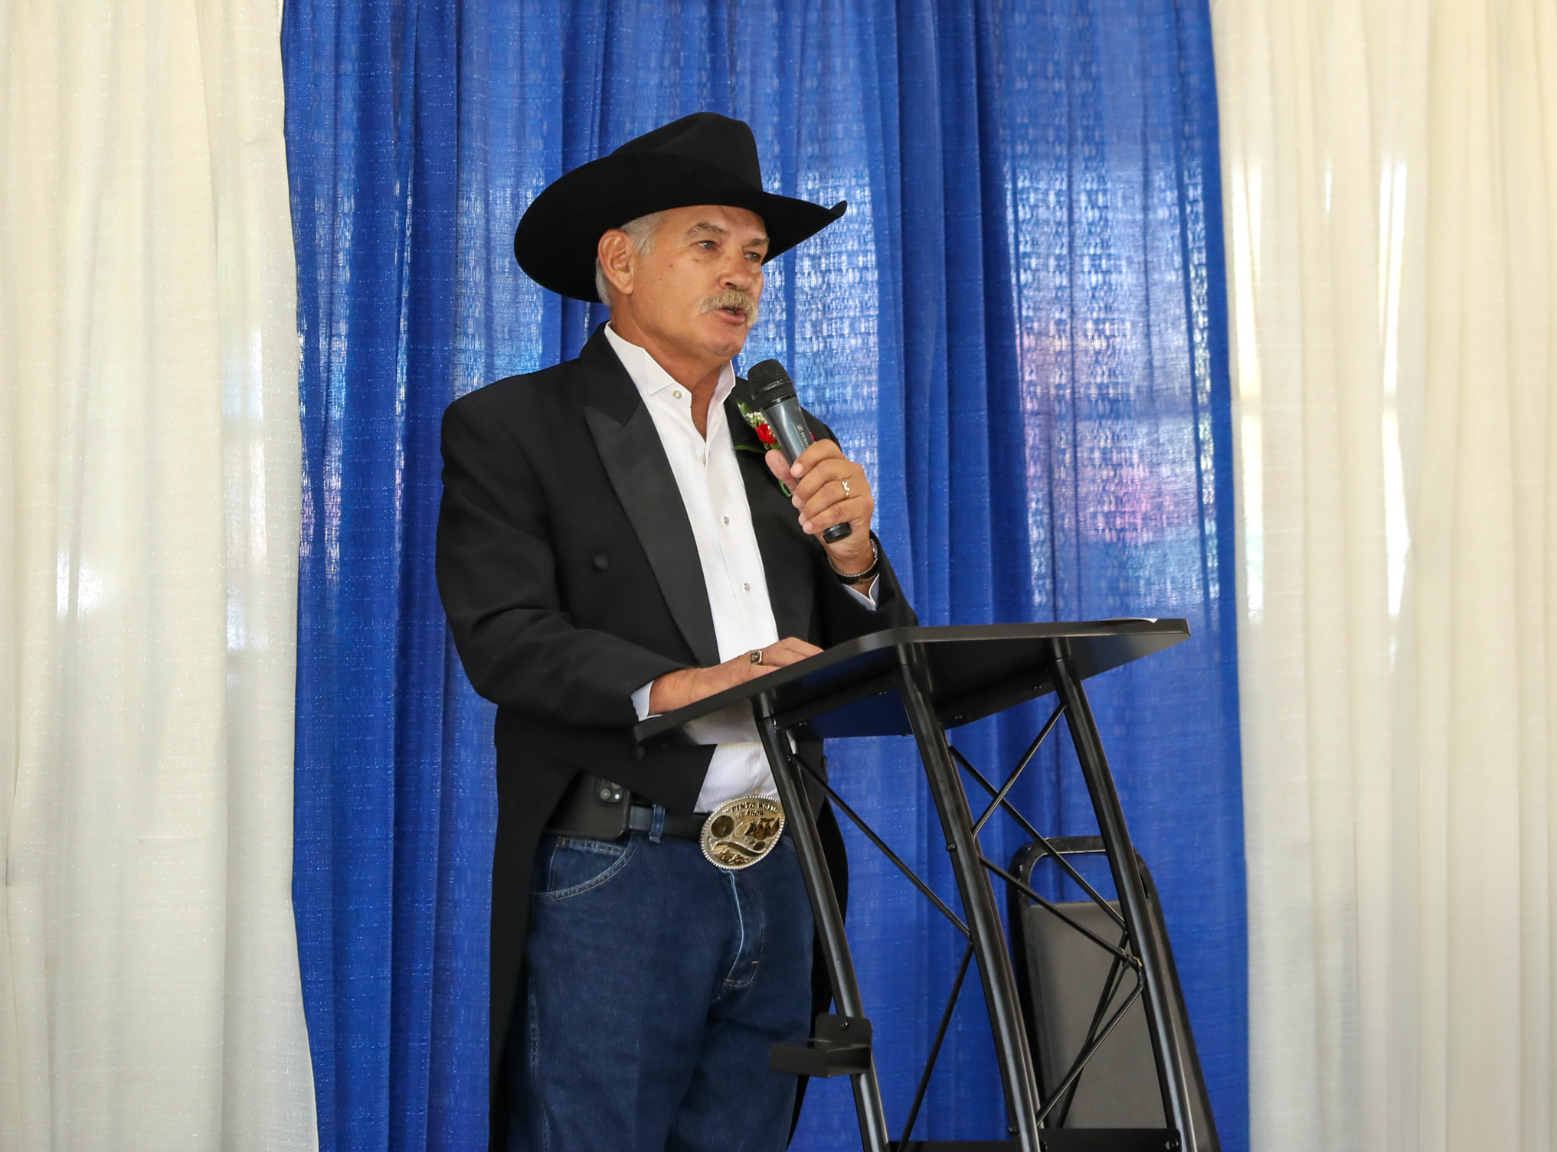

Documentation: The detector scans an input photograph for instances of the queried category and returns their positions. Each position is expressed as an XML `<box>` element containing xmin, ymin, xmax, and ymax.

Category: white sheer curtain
<box><xmin>0</xmin><ymin>3</ymin><xmax>316</xmax><ymax>1149</ymax></box>
<box><xmin>1214</xmin><ymin>0</ymin><xmax>1557</xmax><ymax>1148</ymax></box>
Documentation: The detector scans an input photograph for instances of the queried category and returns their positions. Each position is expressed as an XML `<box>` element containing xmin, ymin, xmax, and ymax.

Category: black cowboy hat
<box><xmin>513</xmin><ymin>112</ymin><xmax>847</xmax><ymax>302</ymax></box>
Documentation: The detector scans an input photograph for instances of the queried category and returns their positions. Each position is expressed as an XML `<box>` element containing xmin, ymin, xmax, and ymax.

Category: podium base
<box><xmin>770</xmin><ymin>1014</ymin><xmax>873</xmax><ymax>1077</ymax></box>
<box><xmin>888</xmin><ymin>1135</ymin><xmax>1178</xmax><ymax>1152</ymax></box>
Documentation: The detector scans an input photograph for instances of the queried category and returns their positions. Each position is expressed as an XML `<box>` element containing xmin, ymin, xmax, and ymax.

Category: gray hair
<box><xmin>594</xmin><ymin>211</ymin><xmax>666</xmax><ymax>305</ymax></box>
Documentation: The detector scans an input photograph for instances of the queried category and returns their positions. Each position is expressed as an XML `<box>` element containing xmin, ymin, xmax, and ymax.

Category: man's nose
<box><xmin>720</xmin><ymin>257</ymin><xmax>756</xmax><ymax>291</ymax></box>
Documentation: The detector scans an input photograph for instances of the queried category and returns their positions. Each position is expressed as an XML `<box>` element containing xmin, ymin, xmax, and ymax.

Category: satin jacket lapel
<box><xmin>727</xmin><ymin>388</ymin><xmax>815</xmax><ymax>643</ymax></box>
<box><xmin>581</xmin><ymin>332</ymin><xmax>721</xmax><ymax>669</ymax></box>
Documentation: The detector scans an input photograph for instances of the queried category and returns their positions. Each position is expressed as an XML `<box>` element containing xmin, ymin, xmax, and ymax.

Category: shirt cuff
<box><xmin>843</xmin><ymin>577</ymin><xmax>880</xmax><ymax>610</ymax></box>
<box><xmin>631</xmin><ymin>681</ymin><xmax>655</xmax><ymax>721</ymax></box>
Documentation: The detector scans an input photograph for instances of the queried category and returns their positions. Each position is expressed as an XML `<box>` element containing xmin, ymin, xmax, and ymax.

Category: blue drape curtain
<box><xmin>281</xmin><ymin>2</ymin><xmax>1246</xmax><ymax>1150</ymax></box>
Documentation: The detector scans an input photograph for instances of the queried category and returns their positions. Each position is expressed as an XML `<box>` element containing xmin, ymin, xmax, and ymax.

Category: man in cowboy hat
<box><xmin>436</xmin><ymin>112</ymin><xmax>915</xmax><ymax>1151</ymax></box>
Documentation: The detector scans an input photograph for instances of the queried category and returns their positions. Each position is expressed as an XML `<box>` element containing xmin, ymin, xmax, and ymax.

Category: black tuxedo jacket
<box><xmin>435</xmin><ymin>325</ymin><xmax>916</xmax><ymax>1127</ymax></box>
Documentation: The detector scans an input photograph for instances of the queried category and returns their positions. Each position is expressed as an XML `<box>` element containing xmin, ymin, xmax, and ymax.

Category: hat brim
<box><xmin>513</xmin><ymin>152</ymin><xmax>847</xmax><ymax>302</ymax></box>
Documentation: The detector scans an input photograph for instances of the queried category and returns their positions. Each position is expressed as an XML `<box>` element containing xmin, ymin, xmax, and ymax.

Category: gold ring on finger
<box><xmin>841</xmin><ymin>478</ymin><xmax>853</xmax><ymax>497</ymax></box>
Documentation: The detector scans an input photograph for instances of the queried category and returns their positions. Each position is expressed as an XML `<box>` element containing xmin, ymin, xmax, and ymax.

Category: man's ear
<box><xmin>597</xmin><ymin>230</ymin><xmax>635</xmax><ymax>299</ymax></box>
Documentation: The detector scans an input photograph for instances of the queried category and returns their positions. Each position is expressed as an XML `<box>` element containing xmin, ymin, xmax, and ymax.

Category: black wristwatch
<box><xmin>829</xmin><ymin>536</ymin><xmax>880</xmax><ymax>585</ymax></box>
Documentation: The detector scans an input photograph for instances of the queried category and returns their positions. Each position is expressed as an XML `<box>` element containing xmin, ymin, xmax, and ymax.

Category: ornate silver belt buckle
<box><xmin>700</xmin><ymin>795</ymin><xmax>785</xmax><ymax>870</ymax></box>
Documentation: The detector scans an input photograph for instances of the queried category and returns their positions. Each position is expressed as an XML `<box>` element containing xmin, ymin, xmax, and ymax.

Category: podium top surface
<box><xmin>633</xmin><ymin>619</ymin><xmax>1190</xmax><ymax>744</ymax></box>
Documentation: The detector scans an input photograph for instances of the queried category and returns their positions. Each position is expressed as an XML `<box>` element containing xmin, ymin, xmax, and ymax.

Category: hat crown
<box><xmin>611</xmin><ymin>112</ymin><xmax>763</xmax><ymax>191</ymax></box>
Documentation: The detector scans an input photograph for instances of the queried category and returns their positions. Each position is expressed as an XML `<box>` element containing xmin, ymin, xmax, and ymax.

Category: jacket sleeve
<box><xmin>436</xmin><ymin>395</ymin><xmax>686</xmax><ymax>728</ymax></box>
<box><xmin>812</xmin><ymin>530</ymin><xmax>917</xmax><ymax>643</ymax></box>
<box><xmin>805</xmin><ymin>412</ymin><xmax>919</xmax><ymax>643</ymax></box>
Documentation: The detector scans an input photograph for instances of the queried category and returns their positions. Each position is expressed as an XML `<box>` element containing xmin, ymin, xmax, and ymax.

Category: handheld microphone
<box><xmin>745</xmin><ymin>359</ymin><xmax>852</xmax><ymax>544</ymax></box>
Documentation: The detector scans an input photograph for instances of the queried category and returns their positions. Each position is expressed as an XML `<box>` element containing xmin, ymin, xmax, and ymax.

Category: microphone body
<box><xmin>745</xmin><ymin>360</ymin><xmax>851</xmax><ymax>544</ymax></box>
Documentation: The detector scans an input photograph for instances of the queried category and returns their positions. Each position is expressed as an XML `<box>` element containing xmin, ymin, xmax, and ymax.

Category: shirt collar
<box><xmin>603</xmin><ymin>322</ymin><xmax>738</xmax><ymax>409</ymax></box>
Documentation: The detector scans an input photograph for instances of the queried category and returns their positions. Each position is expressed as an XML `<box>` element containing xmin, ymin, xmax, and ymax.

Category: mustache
<box><xmin>700</xmin><ymin>289</ymin><xmax>760</xmax><ymax>324</ymax></box>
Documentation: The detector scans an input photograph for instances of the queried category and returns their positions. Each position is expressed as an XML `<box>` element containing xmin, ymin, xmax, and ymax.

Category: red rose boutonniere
<box><xmin>734</xmin><ymin>398</ymin><xmax>792</xmax><ymax>497</ymax></box>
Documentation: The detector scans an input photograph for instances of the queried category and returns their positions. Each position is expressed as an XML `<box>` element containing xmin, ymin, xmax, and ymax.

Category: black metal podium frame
<box><xmin>633</xmin><ymin>621</ymin><xmax>1204</xmax><ymax>1152</ymax></box>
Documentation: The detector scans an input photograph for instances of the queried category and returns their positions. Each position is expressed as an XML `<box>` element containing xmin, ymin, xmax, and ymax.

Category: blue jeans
<box><xmin>513</xmin><ymin>829</ymin><xmax>815</xmax><ymax>1152</ymax></box>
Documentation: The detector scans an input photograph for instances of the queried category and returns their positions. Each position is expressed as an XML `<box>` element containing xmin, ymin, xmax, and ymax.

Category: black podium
<box><xmin>633</xmin><ymin>621</ymin><xmax>1206</xmax><ymax>1152</ymax></box>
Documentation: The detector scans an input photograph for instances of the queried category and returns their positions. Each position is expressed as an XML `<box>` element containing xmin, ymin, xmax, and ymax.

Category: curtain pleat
<box><xmin>0</xmin><ymin>2</ymin><xmax>315</xmax><ymax>1150</ymax></box>
<box><xmin>1214</xmin><ymin>0</ymin><xmax>1557</xmax><ymax>1148</ymax></box>
<box><xmin>282</xmin><ymin>3</ymin><xmax>1246</xmax><ymax>1149</ymax></box>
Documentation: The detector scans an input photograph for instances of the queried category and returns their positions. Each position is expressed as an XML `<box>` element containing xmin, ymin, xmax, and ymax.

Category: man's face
<box><xmin>616</xmin><ymin>204</ymin><xmax>768</xmax><ymax>363</ymax></box>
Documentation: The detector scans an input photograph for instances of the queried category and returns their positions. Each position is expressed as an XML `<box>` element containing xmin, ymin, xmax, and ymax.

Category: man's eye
<box><xmin>746</xmin><ymin>252</ymin><xmax>762</xmax><ymax>262</ymax></box>
<box><xmin>698</xmin><ymin>240</ymin><xmax>716</xmax><ymax>250</ymax></box>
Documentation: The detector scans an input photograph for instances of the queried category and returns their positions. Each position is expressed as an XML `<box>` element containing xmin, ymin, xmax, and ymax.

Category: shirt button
<box><xmin>723</xmin><ymin>516</ymin><xmax>730</xmax><ymax>525</ymax></box>
<box><xmin>673</xmin><ymin>389</ymin><xmax>683</xmax><ymax>399</ymax></box>
<box><xmin>743</xmin><ymin>582</ymin><xmax>751</xmax><ymax>591</ymax></box>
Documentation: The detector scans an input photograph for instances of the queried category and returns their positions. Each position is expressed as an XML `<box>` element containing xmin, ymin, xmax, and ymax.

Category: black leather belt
<box><xmin>544</xmin><ymin>773</ymin><xmax>711</xmax><ymax>843</ymax></box>
<box><xmin>625</xmin><ymin>804</ymin><xmax>705</xmax><ymax>841</ymax></box>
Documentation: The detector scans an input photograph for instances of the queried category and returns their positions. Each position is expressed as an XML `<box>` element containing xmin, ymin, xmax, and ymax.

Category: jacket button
<box><xmin>592</xmin><ymin>554</ymin><xmax>609</xmax><ymax>571</ymax></box>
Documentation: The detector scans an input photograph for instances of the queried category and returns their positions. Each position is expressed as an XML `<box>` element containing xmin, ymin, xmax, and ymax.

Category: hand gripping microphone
<box><xmin>745</xmin><ymin>359</ymin><xmax>852</xmax><ymax>544</ymax></box>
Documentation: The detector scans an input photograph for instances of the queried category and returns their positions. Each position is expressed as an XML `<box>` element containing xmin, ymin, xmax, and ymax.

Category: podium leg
<box><xmin>755</xmin><ymin>708</ymin><xmax>890</xmax><ymax>1152</ymax></box>
<box><xmin>1048</xmin><ymin>644</ymin><xmax>1200</xmax><ymax>1151</ymax></box>
<box><xmin>895</xmin><ymin>657</ymin><xmax>1043</xmax><ymax>1152</ymax></box>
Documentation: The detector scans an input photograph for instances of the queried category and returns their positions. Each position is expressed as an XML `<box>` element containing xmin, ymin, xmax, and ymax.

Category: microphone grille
<box><xmin>745</xmin><ymin>359</ymin><xmax>796</xmax><ymax>409</ymax></box>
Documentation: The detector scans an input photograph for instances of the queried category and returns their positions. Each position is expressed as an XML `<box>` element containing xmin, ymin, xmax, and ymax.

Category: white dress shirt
<box><xmin>604</xmin><ymin>324</ymin><xmax>876</xmax><ymax>812</ymax></box>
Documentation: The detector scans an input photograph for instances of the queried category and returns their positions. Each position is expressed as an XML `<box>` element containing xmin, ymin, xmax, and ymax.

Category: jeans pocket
<box><xmin>536</xmin><ymin>835</ymin><xmax>637</xmax><ymax>902</ymax></box>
